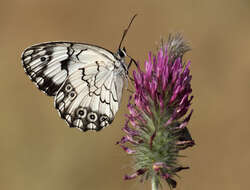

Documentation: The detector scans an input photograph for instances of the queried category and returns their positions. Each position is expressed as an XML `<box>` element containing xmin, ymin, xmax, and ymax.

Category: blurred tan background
<box><xmin>0</xmin><ymin>0</ymin><xmax>249</xmax><ymax>189</ymax></box>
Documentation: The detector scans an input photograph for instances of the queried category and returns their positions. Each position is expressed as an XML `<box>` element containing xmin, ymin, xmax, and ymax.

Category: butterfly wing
<box><xmin>55</xmin><ymin>64</ymin><xmax>123</xmax><ymax>131</ymax></box>
<box><xmin>21</xmin><ymin>42</ymin><xmax>117</xmax><ymax>96</ymax></box>
<box><xmin>22</xmin><ymin>42</ymin><xmax>126</xmax><ymax>131</ymax></box>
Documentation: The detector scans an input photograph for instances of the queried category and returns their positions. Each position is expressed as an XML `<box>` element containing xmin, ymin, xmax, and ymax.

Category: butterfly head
<box><xmin>117</xmin><ymin>47</ymin><xmax>127</xmax><ymax>59</ymax></box>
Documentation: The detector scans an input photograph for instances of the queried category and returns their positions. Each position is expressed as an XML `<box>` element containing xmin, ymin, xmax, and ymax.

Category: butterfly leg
<box><xmin>126</xmin><ymin>88</ymin><xmax>134</xmax><ymax>94</ymax></box>
<box><xmin>127</xmin><ymin>57</ymin><xmax>138</xmax><ymax>82</ymax></box>
<box><xmin>127</xmin><ymin>57</ymin><xmax>138</xmax><ymax>70</ymax></box>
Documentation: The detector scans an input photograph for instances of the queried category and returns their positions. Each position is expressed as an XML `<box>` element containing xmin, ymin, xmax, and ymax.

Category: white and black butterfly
<box><xmin>21</xmin><ymin>15</ymin><xmax>137</xmax><ymax>132</ymax></box>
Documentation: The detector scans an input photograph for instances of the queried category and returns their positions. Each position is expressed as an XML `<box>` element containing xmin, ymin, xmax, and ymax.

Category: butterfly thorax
<box><xmin>114</xmin><ymin>48</ymin><xmax>129</xmax><ymax>78</ymax></box>
<box><xmin>114</xmin><ymin>59</ymin><xmax>128</xmax><ymax>78</ymax></box>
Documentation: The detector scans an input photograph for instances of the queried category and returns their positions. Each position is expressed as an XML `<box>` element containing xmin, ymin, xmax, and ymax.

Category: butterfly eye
<box><xmin>118</xmin><ymin>49</ymin><xmax>126</xmax><ymax>58</ymax></box>
<box><xmin>123</xmin><ymin>47</ymin><xmax>126</xmax><ymax>53</ymax></box>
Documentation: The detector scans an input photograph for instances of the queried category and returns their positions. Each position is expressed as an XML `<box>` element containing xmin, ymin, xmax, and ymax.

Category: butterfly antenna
<box><xmin>118</xmin><ymin>14</ymin><xmax>138</xmax><ymax>49</ymax></box>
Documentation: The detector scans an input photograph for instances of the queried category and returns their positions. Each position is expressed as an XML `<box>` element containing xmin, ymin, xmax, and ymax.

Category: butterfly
<box><xmin>21</xmin><ymin>15</ymin><xmax>137</xmax><ymax>132</ymax></box>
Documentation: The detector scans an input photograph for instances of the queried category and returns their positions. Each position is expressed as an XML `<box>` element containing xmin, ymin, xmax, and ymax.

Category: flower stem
<box><xmin>152</xmin><ymin>175</ymin><xmax>159</xmax><ymax>190</ymax></box>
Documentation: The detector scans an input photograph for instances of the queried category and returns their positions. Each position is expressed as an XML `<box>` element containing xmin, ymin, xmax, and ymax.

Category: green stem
<box><xmin>152</xmin><ymin>175</ymin><xmax>159</xmax><ymax>190</ymax></box>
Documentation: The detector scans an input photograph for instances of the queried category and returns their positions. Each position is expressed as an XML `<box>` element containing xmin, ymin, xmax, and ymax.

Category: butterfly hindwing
<box><xmin>55</xmin><ymin>66</ymin><xmax>122</xmax><ymax>131</ymax></box>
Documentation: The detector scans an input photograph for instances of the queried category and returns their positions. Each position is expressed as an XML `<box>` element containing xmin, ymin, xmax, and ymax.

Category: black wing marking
<box><xmin>21</xmin><ymin>42</ymin><xmax>74</xmax><ymax>96</ymax></box>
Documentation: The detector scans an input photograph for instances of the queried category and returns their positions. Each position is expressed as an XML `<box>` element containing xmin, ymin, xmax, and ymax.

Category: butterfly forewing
<box><xmin>22</xmin><ymin>42</ymin><xmax>73</xmax><ymax>96</ymax></box>
<box><xmin>21</xmin><ymin>42</ymin><xmax>127</xmax><ymax>132</ymax></box>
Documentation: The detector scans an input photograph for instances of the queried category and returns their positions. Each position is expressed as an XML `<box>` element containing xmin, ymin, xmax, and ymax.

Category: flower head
<box><xmin>117</xmin><ymin>34</ymin><xmax>194</xmax><ymax>189</ymax></box>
